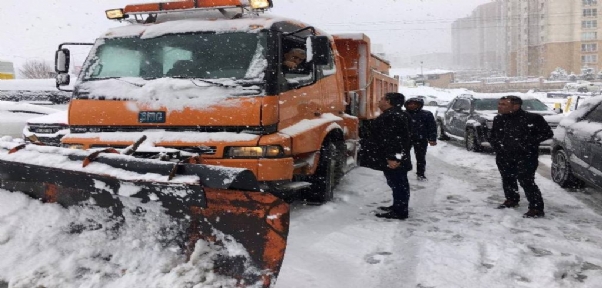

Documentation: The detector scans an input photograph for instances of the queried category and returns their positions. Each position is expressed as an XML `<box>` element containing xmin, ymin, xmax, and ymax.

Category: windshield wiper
<box><xmin>191</xmin><ymin>78</ymin><xmax>237</xmax><ymax>88</ymax></box>
<box><xmin>86</xmin><ymin>77</ymin><xmax>146</xmax><ymax>87</ymax></box>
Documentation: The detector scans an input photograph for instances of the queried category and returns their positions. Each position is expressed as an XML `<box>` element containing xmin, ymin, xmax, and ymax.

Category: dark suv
<box><xmin>435</xmin><ymin>94</ymin><xmax>562</xmax><ymax>151</ymax></box>
<box><xmin>551</xmin><ymin>96</ymin><xmax>602</xmax><ymax>190</ymax></box>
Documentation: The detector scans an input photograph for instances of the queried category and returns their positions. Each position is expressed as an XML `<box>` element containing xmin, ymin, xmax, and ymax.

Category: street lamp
<box><xmin>420</xmin><ymin>61</ymin><xmax>424</xmax><ymax>77</ymax></box>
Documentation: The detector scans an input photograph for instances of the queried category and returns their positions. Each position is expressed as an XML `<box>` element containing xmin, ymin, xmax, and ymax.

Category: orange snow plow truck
<box><xmin>0</xmin><ymin>0</ymin><xmax>398</xmax><ymax>286</ymax></box>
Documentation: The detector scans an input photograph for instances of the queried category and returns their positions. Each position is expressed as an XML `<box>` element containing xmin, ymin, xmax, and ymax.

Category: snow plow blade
<box><xmin>0</xmin><ymin>142</ymin><xmax>289</xmax><ymax>287</ymax></box>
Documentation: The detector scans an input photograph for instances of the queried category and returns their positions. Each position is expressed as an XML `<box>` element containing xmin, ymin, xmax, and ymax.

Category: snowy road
<box><xmin>2</xmin><ymin>138</ymin><xmax>602</xmax><ymax>287</ymax></box>
<box><xmin>277</xmin><ymin>141</ymin><xmax>602</xmax><ymax>288</ymax></box>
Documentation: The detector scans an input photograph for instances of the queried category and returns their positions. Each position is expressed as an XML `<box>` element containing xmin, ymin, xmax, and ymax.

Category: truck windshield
<box><xmin>82</xmin><ymin>32</ymin><xmax>268</xmax><ymax>81</ymax></box>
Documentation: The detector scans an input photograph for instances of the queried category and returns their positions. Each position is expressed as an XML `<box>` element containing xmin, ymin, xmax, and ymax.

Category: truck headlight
<box><xmin>226</xmin><ymin>146</ymin><xmax>283</xmax><ymax>158</ymax></box>
<box><xmin>62</xmin><ymin>144</ymin><xmax>84</xmax><ymax>150</ymax></box>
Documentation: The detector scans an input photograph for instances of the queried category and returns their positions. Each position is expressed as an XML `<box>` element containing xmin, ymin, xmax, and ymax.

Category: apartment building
<box><xmin>505</xmin><ymin>0</ymin><xmax>602</xmax><ymax>77</ymax></box>
<box><xmin>452</xmin><ymin>1</ymin><xmax>506</xmax><ymax>72</ymax></box>
<box><xmin>454</xmin><ymin>0</ymin><xmax>602</xmax><ymax>78</ymax></box>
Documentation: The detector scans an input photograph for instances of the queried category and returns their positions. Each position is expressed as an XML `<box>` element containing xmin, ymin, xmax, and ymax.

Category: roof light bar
<box><xmin>118</xmin><ymin>0</ymin><xmax>273</xmax><ymax>16</ymax></box>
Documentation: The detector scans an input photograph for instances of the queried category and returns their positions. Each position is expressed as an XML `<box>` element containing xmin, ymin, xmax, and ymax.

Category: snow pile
<box><xmin>0</xmin><ymin>191</ymin><xmax>263</xmax><ymax>288</ymax></box>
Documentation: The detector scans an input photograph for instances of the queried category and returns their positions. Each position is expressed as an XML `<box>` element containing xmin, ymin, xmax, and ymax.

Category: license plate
<box><xmin>36</xmin><ymin>128</ymin><xmax>54</xmax><ymax>134</ymax></box>
<box><xmin>139</xmin><ymin>111</ymin><xmax>166</xmax><ymax>123</ymax></box>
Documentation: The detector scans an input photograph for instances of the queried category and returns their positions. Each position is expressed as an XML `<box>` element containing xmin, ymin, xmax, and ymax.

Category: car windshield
<box><xmin>473</xmin><ymin>98</ymin><xmax>550</xmax><ymax>111</ymax></box>
<box><xmin>521</xmin><ymin>99</ymin><xmax>550</xmax><ymax>111</ymax></box>
<box><xmin>473</xmin><ymin>99</ymin><xmax>498</xmax><ymax>110</ymax></box>
<box><xmin>82</xmin><ymin>32</ymin><xmax>268</xmax><ymax>81</ymax></box>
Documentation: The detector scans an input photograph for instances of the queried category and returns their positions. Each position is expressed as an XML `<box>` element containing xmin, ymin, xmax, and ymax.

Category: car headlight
<box><xmin>62</xmin><ymin>144</ymin><xmax>84</xmax><ymax>150</ymax></box>
<box><xmin>225</xmin><ymin>146</ymin><xmax>283</xmax><ymax>158</ymax></box>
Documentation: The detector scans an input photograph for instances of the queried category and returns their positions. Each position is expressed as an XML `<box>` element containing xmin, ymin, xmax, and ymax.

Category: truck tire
<box><xmin>551</xmin><ymin>149</ymin><xmax>584</xmax><ymax>188</ymax></box>
<box><xmin>306</xmin><ymin>142</ymin><xmax>339</xmax><ymax>203</ymax></box>
<box><xmin>465</xmin><ymin>128</ymin><xmax>483</xmax><ymax>152</ymax></box>
<box><xmin>437</xmin><ymin>121</ymin><xmax>450</xmax><ymax>141</ymax></box>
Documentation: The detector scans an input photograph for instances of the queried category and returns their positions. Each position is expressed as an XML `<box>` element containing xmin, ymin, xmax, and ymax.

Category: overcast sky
<box><xmin>0</xmin><ymin>0</ymin><xmax>490</xmax><ymax>70</ymax></box>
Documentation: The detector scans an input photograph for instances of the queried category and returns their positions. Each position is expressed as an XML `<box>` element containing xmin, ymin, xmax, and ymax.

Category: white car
<box><xmin>22</xmin><ymin>110</ymin><xmax>69</xmax><ymax>146</ymax></box>
<box><xmin>0</xmin><ymin>100</ymin><xmax>61</xmax><ymax>139</ymax></box>
<box><xmin>410</xmin><ymin>95</ymin><xmax>450</xmax><ymax>107</ymax></box>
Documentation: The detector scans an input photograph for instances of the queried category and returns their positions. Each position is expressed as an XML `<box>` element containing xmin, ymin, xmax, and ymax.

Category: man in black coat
<box><xmin>404</xmin><ymin>97</ymin><xmax>437</xmax><ymax>181</ymax></box>
<box><xmin>489</xmin><ymin>96</ymin><xmax>553</xmax><ymax>218</ymax></box>
<box><xmin>360</xmin><ymin>92</ymin><xmax>412</xmax><ymax>220</ymax></box>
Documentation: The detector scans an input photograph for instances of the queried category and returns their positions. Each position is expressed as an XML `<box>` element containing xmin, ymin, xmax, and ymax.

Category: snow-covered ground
<box><xmin>276</xmin><ymin>143</ymin><xmax>602</xmax><ymax>288</ymax></box>
<box><xmin>2</xmin><ymin>139</ymin><xmax>602</xmax><ymax>287</ymax></box>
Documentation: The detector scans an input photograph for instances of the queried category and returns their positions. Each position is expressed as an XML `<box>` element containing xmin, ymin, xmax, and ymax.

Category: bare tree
<box><xmin>19</xmin><ymin>60</ymin><xmax>55</xmax><ymax>79</ymax></box>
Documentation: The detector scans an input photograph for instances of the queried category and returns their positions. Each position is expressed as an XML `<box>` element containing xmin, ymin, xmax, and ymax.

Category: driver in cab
<box><xmin>282</xmin><ymin>48</ymin><xmax>306</xmax><ymax>74</ymax></box>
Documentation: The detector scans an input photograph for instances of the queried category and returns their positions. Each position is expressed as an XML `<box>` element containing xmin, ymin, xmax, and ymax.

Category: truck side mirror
<box><xmin>55</xmin><ymin>48</ymin><xmax>71</xmax><ymax>74</ymax></box>
<box><xmin>307</xmin><ymin>36</ymin><xmax>330</xmax><ymax>66</ymax></box>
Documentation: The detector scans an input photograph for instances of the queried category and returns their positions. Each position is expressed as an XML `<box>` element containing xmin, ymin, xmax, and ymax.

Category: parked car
<box><xmin>22</xmin><ymin>110</ymin><xmax>69</xmax><ymax>146</ymax></box>
<box><xmin>435</xmin><ymin>94</ymin><xmax>563</xmax><ymax>151</ymax></box>
<box><xmin>0</xmin><ymin>100</ymin><xmax>61</xmax><ymax>139</ymax></box>
<box><xmin>409</xmin><ymin>95</ymin><xmax>450</xmax><ymax>107</ymax></box>
<box><xmin>551</xmin><ymin>96</ymin><xmax>602</xmax><ymax>190</ymax></box>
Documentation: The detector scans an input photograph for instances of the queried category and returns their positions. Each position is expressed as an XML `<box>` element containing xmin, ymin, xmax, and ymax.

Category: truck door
<box><xmin>318</xmin><ymin>43</ymin><xmax>344</xmax><ymax>116</ymax></box>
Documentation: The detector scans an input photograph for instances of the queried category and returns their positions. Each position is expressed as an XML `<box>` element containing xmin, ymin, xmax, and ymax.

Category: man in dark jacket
<box><xmin>489</xmin><ymin>96</ymin><xmax>553</xmax><ymax>218</ymax></box>
<box><xmin>360</xmin><ymin>92</ymin><xmax>412</xmax><ymax>220</ymax></box>
<box><xmin>404</xmin><ymin>97</ymin><xmax>437</xmax><ymax>181</ymax></box>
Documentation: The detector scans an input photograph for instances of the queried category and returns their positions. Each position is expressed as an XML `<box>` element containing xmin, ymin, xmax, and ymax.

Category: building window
<box><xmin>582</xmin><ymin>43</ymin><xmax>598</xmax><ymax>52</ymax></box>
<box><xmin>583</xmin><ymin>0</ymin><xmax>598</xmax><ymax>5</ymax></box>
<box><xmin>583</xmin><ymin>32</ymin><xmax>598</xmax><ymax>40</ymax></box>
<box><xmin>582</xmin><ymin>20</ymin><xmax>598</xmax><ymax>28</ymax></box>
<box><xmin>582</xmin><ymin>54</ymin><xmax>598</xmax><ymax>63</ymax></box>
<box><xmin>584</xmin><ymin>8</ymin><xmax>598</xmax><ymax>17</ymax></box>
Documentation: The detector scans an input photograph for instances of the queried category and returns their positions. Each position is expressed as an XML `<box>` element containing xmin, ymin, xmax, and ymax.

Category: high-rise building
<box><xmin>452</xmin><ymin>1</ymin><xmax>506</xmax><ymax>72</ymax></box>
<box><xmin>454</xmin><ymin>0</ymin><xmax>602</xmax><ymax>78</ymax></box>
<box><xmin>506</xmin><ymin>0</ymin><xmax>601</xmax><ymax>77</ymax></box>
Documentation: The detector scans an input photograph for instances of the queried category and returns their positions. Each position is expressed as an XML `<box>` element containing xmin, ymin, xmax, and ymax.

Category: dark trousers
<box><xmin>411</xmin><ymin>139</ymin><xmax>429</xmax><ymax>176</ymax></box>
<box><xmin>496</xmin><ymin>153</ymin><xmax>544</xmax><ymax>211</ymax></box>
<box><xmin>383</xmin><ymin>168</ymin><xmax>410</xmax><ymax>216</ymax></box>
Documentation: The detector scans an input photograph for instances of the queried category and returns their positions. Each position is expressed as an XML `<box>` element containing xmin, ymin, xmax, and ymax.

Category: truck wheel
<box><xmin>465</xmin><ymin>129</ymin><xmax>483</xmax><ymax>152</ymax></box>
<box><xmin>551</xmin><ymin>149</ymin><xmax>584</xmax><ymax>188</ymax></box>
<box><xmin>306</xmin><ymin>142</ymin><xmax>338</xmax><ymax>203</ymax></box>
<box><xmin>437</xmin><ymin>121</ymin><xmax>450</xmax><ymax>141</ymax></box>
<box><xmin>428</xmin><ymin>101</ymin><xmax>438</xmax><ymax>106</ymax></box>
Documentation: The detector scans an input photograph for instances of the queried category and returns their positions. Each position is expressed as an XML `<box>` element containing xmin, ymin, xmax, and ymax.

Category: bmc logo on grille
<box><xmin>139</xmin><ymin>111</ymin><xmax>166</xmax><ymax>123</ymax></box>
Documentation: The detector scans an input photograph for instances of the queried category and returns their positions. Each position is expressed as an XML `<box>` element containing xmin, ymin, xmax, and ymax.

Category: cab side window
<box><xmin>280</xmin><ymin>37</ymin><xmax>314</xmax><ymax>91</ymax></box>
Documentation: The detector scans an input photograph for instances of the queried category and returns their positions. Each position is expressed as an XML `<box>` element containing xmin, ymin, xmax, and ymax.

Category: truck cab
<box><xmin>55</xmin><ymin>0</ymin><xmax>398</xmax><ymax>203</ymax></box>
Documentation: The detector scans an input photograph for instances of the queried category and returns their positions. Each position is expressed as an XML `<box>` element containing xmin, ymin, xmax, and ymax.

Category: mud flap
<box><xmin>0</xmin><ymin>145</ymin><xmax>289</xmax><ymax>287</ymax></box>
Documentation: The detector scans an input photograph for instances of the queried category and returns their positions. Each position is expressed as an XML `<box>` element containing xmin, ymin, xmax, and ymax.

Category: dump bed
<box><xmin>333</xmin><ymin>33</ymin><xmax>399</xmax><ymax>120</ymax></box>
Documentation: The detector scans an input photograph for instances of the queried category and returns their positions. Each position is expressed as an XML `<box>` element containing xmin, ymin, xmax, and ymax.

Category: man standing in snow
<box><xmin>360</xmin><ymin>92</ymin><xmax>412</xmax><ymax>220</ymax></box>
<box><xmin>404</xmin><ymin>97</ymin><xmax>437</xmax><ymax>181</ymax></box>
<box><xmin>490</xmin><ymin>95</ymin><xmax>553</xmax><ymax>218</ymax></box>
